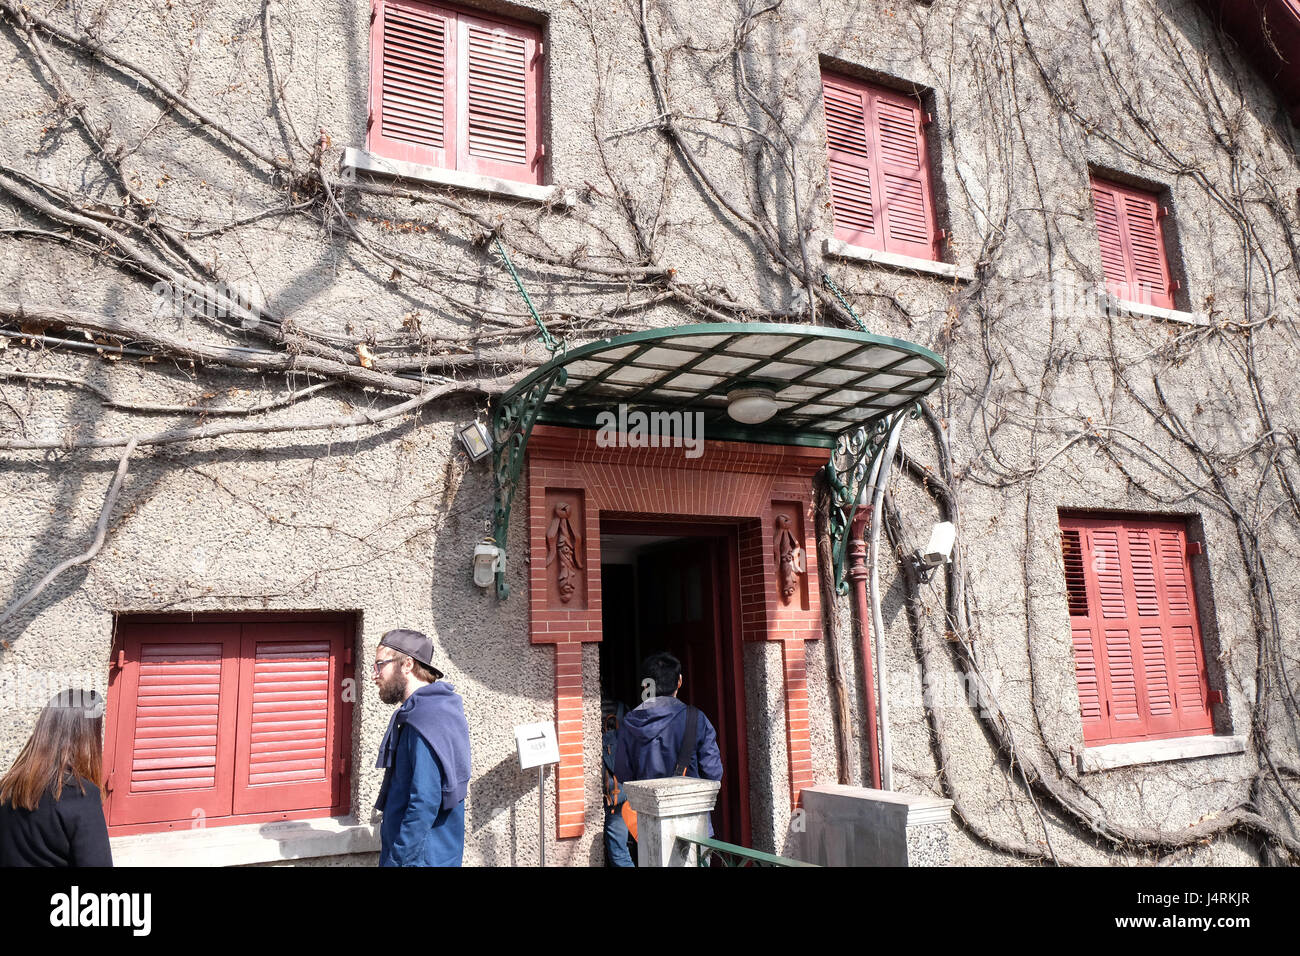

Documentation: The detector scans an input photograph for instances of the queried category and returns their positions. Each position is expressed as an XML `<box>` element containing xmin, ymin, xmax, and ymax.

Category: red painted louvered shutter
<box><xmin>1090</xmin><ymin>180</ymin><xmax>1129</xmax><ymax>300</ymax></box>
<box><xmin>457</xmin><ymin>12</ymin><xmax>541</xmax><ymax>184</ymax></box>
<box><xmin>105</xmin><ymin>623</ymin><xmax>241</xmax><ymax>828</ymax></box>
<box><xmin>1061</xmin><ymin>528</ymin><xmax>1108</xmax><ymax>742</ymax></box>
<box><xmin>1120</xmin><ymin>190</ymin><xmax>1174</xmax><ymax>309</ymax></box>
<box><xmin>233</xmin><ymin>621</ymin><xmax>348</xmax><ymax>815</ymax></box>
<box><xmin>871</xmin><ymin>86</ymin><xmax>936</xmax><ymax>260</ymax></box>
<box><xmin>370</xmin><ymin>0</ymin><xmax>457</xmax><ymax>168</ymax></box>
<box><xmin>1090</xmin><ymin>177</ymin><xmax>1175</xmax><ymax>310</ymax></box>
<box><xmin>1061</xmin><ymin>515</ymin><xmax>1214</xmax><ymax>747</ymax></box>
<box><xmin>1086</xmin><ymin>525</ymin><xmax>1149</xmax><ymax>742</ymax></box>
<box><xmin>823</xmin><ymin>75</ymin><xmax>880</xmax><ymax>249</ymax></box>
<box><xmin>1153</xmin><ymin>525</ymin><xmax>1214</xmax><ymax>735</ymax></box>
<box><xmin>1126</xmin><ymin>527</ymin><xmax>1180</xmax><ymax>737</ymax></box>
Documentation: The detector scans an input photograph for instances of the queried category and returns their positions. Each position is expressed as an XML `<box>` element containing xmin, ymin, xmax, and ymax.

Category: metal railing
<box><xmin>675</xmin><ymin>836</ymin><xmax>819</xmax><ymax>867</ymax></box>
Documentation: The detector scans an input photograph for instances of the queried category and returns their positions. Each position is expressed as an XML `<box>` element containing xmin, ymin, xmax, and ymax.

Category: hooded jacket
<box><xmin>375</xmin><ymin>681</ymin><xmax>471</xmax><ymax>867</ymax></box>
<box><xmin>613</xmin><ymin>695</ymin><xmax>723</xmax><ymax>785</ymax></box>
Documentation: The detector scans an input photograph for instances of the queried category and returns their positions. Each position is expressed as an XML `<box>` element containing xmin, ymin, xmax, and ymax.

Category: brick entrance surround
<box><xmin>526</xmin><ymin>425</ymin><xmax>827</xmax><ymax>838</ymax></box>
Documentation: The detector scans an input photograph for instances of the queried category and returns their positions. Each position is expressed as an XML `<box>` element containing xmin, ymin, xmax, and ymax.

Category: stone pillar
<box><xmin>621</xmin><ymin>777</ymin><xmax>722</xmax><ymax>867</ymax></box>
<box><xmin>796</xmin><ymin>784</ymin><xmax>954</xmax><ymax>866</ymax></box>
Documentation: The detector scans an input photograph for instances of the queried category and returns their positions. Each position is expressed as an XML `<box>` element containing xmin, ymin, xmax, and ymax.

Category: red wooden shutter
<box><xmin>1089</xmin><ymin>177</ymin><xmax>1175</xmax><ymax>310</ymax></box>
<box><xmin>1060</xmin><ymin>515</ymin><xmax>1214</xmax><ymax>746</ymax></box>
<box><xmin>1090</xmin><ymin>180</ymin><xmax>1129</xmax><ymax>298</ymax></box>
<box><xmin>1061</xmin><ymin>529</ymin><xmax>1107</xmax><ymax>741</ymax></box>
<box><xmin>105</xmin><ymin>623</ymin><xmax>240</xmax><ymax>828</ymax></box>
<box><xmin>872</xmin><ymin>87</ymin><xmax>936</xmax><ymax>260</ymax></box>
<box><xmin>233</xmin><ymin>621</ymin><xmax>348</xmax><ymax>815</ymax></box>
<box><xmin>370</xmin><ymin>0</ymin><xmax>457</xmax><ymax>168</ymax></box>
<box><xmin>457</xmin><ymin>12</ymin><xmax>541</xmax><ymax>184</ymax></box>
<box><xmin>823</xmin><ymin>75</ymin><xmax>879</xmax><ymax>249</ymax></box>
<box><xmin>823</xmin><ymin>73</ymin><xmax>937</xmax><ymax>260</ymax></box>
<box><xmin>1121</xmin><ymin>192</ymin><xmax>1173</xmax><ymax>309</ymax></box>
<box><xmin>1153</xmin><ymin>526</ymin><xmax>1214</xmax><ymax>735</ymax></box>
<box><xmin>1126</xmin><ymin>528</ymin><xmax>1179</xmax><ymax>737</ymax></box>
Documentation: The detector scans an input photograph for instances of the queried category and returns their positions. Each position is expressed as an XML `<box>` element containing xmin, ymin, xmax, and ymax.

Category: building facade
<box><xmin>0</xmin><ymin>0</ymin><xmax>1298</xmax><ymax>865</ymax></box>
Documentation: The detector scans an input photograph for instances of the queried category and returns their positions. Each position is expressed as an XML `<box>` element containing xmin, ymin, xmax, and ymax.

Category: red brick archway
<box><xmin>525</xmin><ymin>425</ymin><xmax>827</xmax><ymax>838</ymax></box>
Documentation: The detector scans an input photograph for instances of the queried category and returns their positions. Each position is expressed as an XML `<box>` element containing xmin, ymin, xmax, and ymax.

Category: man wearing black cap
<box><xmin>373</xmin><ymin>629</ymin><xmax>472</xmax><ymax>866</ymax></box>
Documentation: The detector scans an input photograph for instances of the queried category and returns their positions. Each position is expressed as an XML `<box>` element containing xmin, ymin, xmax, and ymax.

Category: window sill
<box><xmin>1101</xmin><ymin>295</ymin><xmax>1208</xmax><ymax>327</ymax></box>
<box><xmin>1077</xmin><ymin>734</ymin><xmax>1246</xmax><ymax>773</ymax></box>
<box><xmin>109</xmin><ymin>815</ymin><xmax>379</xmax><ymax>867</ymax></box>
<box><xmin>823</xmin><ymin>237</ymin><xmax>975</xmax><ymax>282</ymax></box>
<box><xmin>341</xmin><ymin>147</ymin><xmax>575</xmax><ymax>207</ymax></box>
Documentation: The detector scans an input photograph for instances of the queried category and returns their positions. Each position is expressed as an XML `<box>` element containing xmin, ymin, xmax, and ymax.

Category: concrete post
<box><xmin>621</xmin><ymin>777</ymin><xmax>722</xmax><ymax>867</ymax></box>
<box><xmin>796</xmin><ymin>784</ymin><xmax>954</xmax><ymax>866</ymax></box>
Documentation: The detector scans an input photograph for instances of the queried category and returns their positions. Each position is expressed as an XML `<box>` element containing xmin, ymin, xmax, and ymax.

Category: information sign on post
<box><xmin>514</xmin><ymin>722</ymin><xmax>560</xmax><ymax>866</ymax></box>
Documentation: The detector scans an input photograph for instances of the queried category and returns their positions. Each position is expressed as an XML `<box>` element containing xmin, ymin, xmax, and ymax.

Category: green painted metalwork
<box><xmin>502</xmin><ymin>322</ymin><xmax>944</xmax><ymax>446</ymax></box>
<box><xmin>676</xmin><ymin>835</ymin><xmax>819</xmax><ymax>867</ymax></box>
<box><xmin>494</xmin><ymin>236</ymin><xmax>562</xmax><ymax>355</ymax></box>
<box><xmin>492</xmin><ymin>364</ymin><xmax>568</xmax><ymax>600</ymax></box>
<box><xmin>826</xmin><ymin>414</ymin><xmax>895</xmax><ymax>595</ymax></box>
<box><xmin>825</xmin><ymin>403</ymin><xmax>925</xmax><ymax>594</ymax></box>
<box><xmin>488</xmin><ymin>321</ymin><xmax>946</xmax><ymax>600</ymax></box>
<box><xmin>821</xmin><ymin>272</ymin><xmax>868</xmax><ymax>333</ymax></box>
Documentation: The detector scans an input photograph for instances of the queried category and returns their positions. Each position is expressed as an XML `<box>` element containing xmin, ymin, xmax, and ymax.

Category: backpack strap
<box><xmin>672</xmin><ymin>705</ymin><xmax>699</xmax><ymax>776</ymax></box>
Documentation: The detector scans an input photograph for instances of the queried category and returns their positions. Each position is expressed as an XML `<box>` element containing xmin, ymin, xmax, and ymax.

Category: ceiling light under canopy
<box><xmin>726</xmin><ymin>383</ymin><xmax>778</xmax><ymax>425</ymax></box>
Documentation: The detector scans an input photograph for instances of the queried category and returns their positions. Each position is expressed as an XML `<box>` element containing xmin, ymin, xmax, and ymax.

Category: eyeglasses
<box><xmin>373</xmin><ymin>658</ymin><xmax>401</xmax><ymax>675</ymax></box>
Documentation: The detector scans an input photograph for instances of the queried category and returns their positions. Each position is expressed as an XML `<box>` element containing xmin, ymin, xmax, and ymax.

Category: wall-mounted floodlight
<box><xmin>473</xmin><ymin>542</ymin><xmax>504</xmax><ymax>588</ymax></box>
<box><xmin>458</xmin><ymin>420</ymin><xmax>493</xmax><ymax>462</ymax></box>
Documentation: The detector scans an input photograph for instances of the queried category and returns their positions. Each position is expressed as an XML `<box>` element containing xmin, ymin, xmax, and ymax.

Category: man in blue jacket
<box><xmin>373</xmin><ymin>629</ymin><xmax>472</xmax><ymax>867</ymax></box>
<box><xmin>613</xmin><ymin>651</ymin><xmax>723</xmax><ymax>863</ymax></box>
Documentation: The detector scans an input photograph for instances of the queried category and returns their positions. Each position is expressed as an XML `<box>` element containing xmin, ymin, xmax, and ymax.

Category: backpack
<box><xmin>614</xmin><ymin>705</ymin><xmax>699</xmax><ymax>843</ymax></box>
<box><xmin>601</xmin><ymin>700</ymin><xmax>627</xmax><ymax>814</ymax></box>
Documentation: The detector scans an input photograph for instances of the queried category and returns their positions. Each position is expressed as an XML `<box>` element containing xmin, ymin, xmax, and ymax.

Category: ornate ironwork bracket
<box><xmin>825</xmin><ymin>405</ymin><xmax>920</xmax><ymax>594</ymax></box>
<box><xmin>492</xmin><ymin>365</ymin><xmax>568</xmax><ymax>600</ymax></box>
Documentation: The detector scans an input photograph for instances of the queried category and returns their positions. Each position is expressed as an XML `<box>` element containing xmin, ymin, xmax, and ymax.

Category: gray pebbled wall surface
<box><xmin>0</xmin><ymin>0</ymin><xmax>1297</xmax><ymax>865</ymax></box>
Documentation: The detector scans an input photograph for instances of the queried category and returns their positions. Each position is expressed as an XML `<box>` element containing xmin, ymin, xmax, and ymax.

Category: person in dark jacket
<box><xmin>0</xmin><ymin>688</ymin><xmax>112</xmax><ymax>867</ymax></box>
<box><xmin>373</xmin><ymin>629</ymin><xmax>471</xmax><ymax>867</ymax></box>
<box><xmin>614</xmin><ymin>652</ymin><xmax>723</xmax><ymax>860</ymax></box>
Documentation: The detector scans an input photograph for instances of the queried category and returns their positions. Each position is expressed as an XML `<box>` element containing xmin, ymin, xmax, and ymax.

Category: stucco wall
<box><xmin>1</xmin><ymin>0</ymin><xmax>1297</xmax><ymax>864</ymax></box>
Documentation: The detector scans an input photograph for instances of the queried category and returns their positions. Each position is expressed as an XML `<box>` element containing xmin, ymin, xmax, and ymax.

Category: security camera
<box><xmin>921</xmin><ymin>521</ymin><xmax>956</xmax><ymax>567</ymax></box>
<box><xmin>910</xmin><ymin>521</ymin><xmax>956</xmax><ymax>582</ymax></box>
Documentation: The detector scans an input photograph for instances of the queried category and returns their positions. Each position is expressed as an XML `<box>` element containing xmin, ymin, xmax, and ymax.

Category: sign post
<box><xmin>514</xmin><ymin>721</ymin><xmax>560</xmax><ymax>867</ymax></box>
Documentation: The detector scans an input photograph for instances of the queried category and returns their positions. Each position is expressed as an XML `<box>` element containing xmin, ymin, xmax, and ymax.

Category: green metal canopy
<box><xmin>490</xmin><ymin>322</ymin><xmax>947</xmax><ymax>598</ymax></box>
<box><xmin>510</xmin><ymin>322</ymin><xmax>946</xmax><ymax>447</ymax></box>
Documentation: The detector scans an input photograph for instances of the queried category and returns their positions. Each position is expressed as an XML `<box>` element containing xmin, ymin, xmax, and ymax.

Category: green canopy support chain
<box><xmin>494</xmin><ymin>236</ymin><xmax>564</xmax><ymax>356</ymax></box>
<box><xmin>822</xmin><ymin>272</ymin><xmax>868</xmax><ymax>334</ymax></box>
<box><xmin>490</xmin><ymin>236</ymin><xmax>565</xmax><ymax>599</ymax></box>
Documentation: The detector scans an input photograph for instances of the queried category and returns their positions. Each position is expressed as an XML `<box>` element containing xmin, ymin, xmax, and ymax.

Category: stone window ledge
<box><xmin>823</xmin><ymin>237</ymin><xmax>975</xmax><ymax>282</ymax></box>
<box><xmin>1077</xmin><ymin>734</ymin><xmax>1246</xmax><ymax>773</ymax></box>
<box><xmin>341</xmin><ymin>147</ymin><xmax>576</xmax><ymax>207</ymax></box>
<box><xmin>110</xmin><ymin>816</ymin><xmax>379</xmax><ymax>867</ymax></box>
<box><xmin>1101</xmin><ymin>294</ymin><xmax>1208</xmax><ymax>327</ymax></box>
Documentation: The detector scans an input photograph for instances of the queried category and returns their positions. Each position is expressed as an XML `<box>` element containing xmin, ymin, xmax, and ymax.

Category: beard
<box><xmin>377</xmin><ymin>671</ymin><xmax>406</xmax><ymax>705</ymax></box>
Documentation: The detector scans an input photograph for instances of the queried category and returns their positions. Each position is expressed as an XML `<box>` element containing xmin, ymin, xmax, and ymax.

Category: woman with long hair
<box><xmin>0</xmin><ymin>688</ymin><xmax>113</xmax><ymax>866</ymax></box>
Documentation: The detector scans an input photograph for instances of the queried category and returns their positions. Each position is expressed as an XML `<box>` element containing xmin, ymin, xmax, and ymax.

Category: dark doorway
<box><xmin>599</xmin><ymin>519</ymin><xmax>751</xmax><ymax>848</ymax></box>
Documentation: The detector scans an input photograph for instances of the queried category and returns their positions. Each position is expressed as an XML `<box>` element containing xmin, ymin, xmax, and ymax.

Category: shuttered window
<box><xmin>105</xmin><ymin>617</ymin><xmax>353</xmax><ymax>834</ymax></box>
<box><xmin>821</xmin><ymin>71</ymin><xmax>939</xmax><ymax>261</ymax></box>
<box><xmin>1089</xmin><ymin>176</ymin><xmax>1176</xmax><ymax>310</ymax></box>
<box><xmin>1059</xmin><ymin>515</ymin><xmax>1215</xmax><ymax>747</ymax></box>
<box><xmin>368</xmin><ymin>0</ymin><xmax>543</xmax><ymax>185</ymax></box>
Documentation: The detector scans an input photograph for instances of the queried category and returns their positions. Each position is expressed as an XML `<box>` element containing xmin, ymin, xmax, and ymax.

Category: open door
<box><xmin>600</xmin><ymin>521</ymin><xmax>750</xmax><ymax>847</ymax></box>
